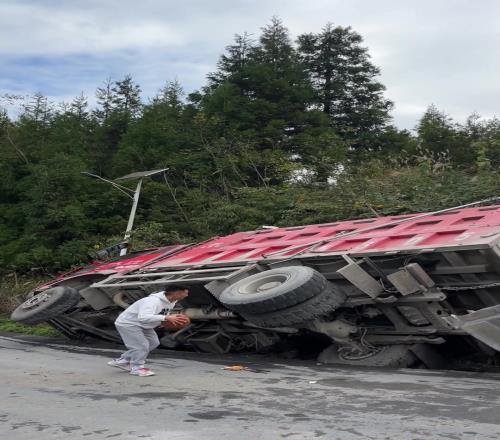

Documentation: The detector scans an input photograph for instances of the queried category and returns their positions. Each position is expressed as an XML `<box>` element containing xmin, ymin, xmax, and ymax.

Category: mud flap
<box><xmin>446</xmin><ymin>305</ymin><xmax>500</xmax><ymax>352</ymax></box>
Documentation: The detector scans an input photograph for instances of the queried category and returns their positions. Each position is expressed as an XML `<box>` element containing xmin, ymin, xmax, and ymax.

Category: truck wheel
<box><xmin>317</xmin><ymin>344</ymin><xmax>418</xmax><ymax>368</ymax></box>
<box><xmin>219</xmin><ymin>266</ymin><xmax>327</xmax><ymax>314</ymax></box>
<box><xmin>240</xmin><ymin>285</ymin><xmax>346</xmax><ymax>327</ymax></box>
<box><xmin>10</xmin><ymin>286</ymin><xmax>80</xmax><ymax>325</ymax></box>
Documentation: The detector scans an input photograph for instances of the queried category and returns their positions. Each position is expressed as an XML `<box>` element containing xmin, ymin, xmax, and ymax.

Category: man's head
<box><xmin>164</xmin><ymin>284</ymin><xmax>190</xmax><ymax>302</ymax></box>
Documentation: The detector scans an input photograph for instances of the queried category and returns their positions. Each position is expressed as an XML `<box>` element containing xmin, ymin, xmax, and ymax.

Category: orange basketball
<box><xmin>161</xmin><ymin>314</ymin><xmax>191</xmax><ymax>330</ymax></box>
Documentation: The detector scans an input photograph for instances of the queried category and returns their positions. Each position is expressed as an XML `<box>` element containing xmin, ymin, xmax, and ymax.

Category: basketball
<box><xmin>161</xmin><ymin>314</ymin><xmax>191</xmax><ymax>330</ymax></box>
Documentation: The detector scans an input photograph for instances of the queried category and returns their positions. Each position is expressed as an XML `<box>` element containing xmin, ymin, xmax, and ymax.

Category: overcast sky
<box><xmin>1</xmin><ymin>0</ymin><xmax>499</xmax><ymax>130</ymax></box>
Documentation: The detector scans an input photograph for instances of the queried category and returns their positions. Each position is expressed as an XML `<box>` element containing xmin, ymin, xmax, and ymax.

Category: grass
<box><xmin>0</xmin><ymin>274</ymin><xmax>60</xmax><ymax>337</ymax></box>
<box><xmin>0</xmin><ymin>317</ymin><xmax>61</xmax><ymax>337</ymax></box>
<box><xmin>0</xmin><ymin>274</ymin><xmax>46</xmax><ymax>315</ymax></box>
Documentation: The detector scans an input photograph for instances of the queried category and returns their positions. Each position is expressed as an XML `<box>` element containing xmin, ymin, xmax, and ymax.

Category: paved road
<box><xmin>2</xmin><ymin>333</ymin><xmax>500</xmax><ymax>440</ymax></box>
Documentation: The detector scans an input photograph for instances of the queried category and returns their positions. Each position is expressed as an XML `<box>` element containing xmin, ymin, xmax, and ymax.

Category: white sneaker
<box><xmin>107</xmin><ymin>358</ymin><xmax>131</xmax><ymax>371</ymax></box>
<box><xmin>130</xmin><ymin>367</ymin><xmax>155</xmax><ymax>377</ymax></box>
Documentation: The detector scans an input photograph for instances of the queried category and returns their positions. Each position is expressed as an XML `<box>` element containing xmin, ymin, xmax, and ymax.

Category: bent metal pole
<box><xmin>120</xmin><ymin>178</ymin><xmax>143</xmax><ymax>256</ymax></box>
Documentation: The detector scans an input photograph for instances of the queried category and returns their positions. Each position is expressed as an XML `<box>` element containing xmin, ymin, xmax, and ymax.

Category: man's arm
<box><xmin>137</xmin><ymin>300</ymin><xmax>168</xmax><ymax>326</ymax></box>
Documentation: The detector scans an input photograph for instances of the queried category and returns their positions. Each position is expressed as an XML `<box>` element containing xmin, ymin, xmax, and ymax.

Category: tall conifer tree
<box><xmin>298</xmin><ymin>24</ymin><xmax>393</xmax><ymax>146</ymax></box>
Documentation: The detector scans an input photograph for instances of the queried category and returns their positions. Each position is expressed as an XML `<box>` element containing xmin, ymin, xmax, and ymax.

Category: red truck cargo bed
<box><xmin>145</xmin><ymin>206</ymin><xmax>500</xmax><ymax>268</ymax></box>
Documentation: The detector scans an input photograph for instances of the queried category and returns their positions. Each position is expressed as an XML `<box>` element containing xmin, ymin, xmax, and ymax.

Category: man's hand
<box><xmin>165</xmin><ymin>314</ymin><xmax>190</xmax><ymax>326</ymax></box>
<box><xmin>161</xmin><ymin>314</ymin><xmax>191</xmax><ymax>330</ymax></box>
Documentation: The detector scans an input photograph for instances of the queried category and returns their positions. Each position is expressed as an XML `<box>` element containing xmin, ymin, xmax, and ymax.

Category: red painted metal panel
<box><xmin>36</xmin><ymin>245</ymin><xmax>187</xmax><ymax>290</ymax></box>
<box><xmin>147</xmin><ymin>206</ymin><xmax>500</xmax><ymax>268</ymax></box>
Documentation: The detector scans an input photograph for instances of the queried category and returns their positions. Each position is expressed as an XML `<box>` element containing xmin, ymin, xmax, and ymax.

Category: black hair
<box><xmin>164</xmin><ymin>284</ymin><xmax>190</xmax><ymax>293</ymax></box>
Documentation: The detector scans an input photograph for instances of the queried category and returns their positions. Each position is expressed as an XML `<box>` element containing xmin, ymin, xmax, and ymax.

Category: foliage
<box><xmin>297</xmin><ymin>23</ymin><xmax>393</xmax><ymax>149</ymax></box>
<box><xmin>1</xmin><ymin>17</ymin><xmax>500</xmax><ymax>287</ymax></box>
<box><xmin>0</xmin><ymin>275</ymin><xmax>47</xmax><ymax>315</ymax></box>
<box><xmin>0</xmin><ymin>318</ymin><xmax>60</xmax><ymax>336</ymax></box>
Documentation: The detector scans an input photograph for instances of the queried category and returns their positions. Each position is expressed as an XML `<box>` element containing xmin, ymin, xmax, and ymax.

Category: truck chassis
<box><xmin>12</xmin><ymin>205</ymin><xmax>500</xmax><ymax>369</ymax></box>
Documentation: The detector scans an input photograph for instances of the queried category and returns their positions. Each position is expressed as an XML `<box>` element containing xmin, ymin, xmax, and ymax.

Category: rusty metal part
<box><xmin>182</xmin><ymin>308</ymin><xmax>236</xmax><ymax>320</ymax></box>
<box><xmin>112</xmin><ymin>291</ymin><xmax>131</xmax><ymax>309</ymax></box>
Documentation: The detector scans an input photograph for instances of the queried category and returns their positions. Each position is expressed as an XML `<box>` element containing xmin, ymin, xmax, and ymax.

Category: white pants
<box><xmin>115</xmin><ymin>324</ymin><xmax>160</xmax><ymax>367</ymax></box>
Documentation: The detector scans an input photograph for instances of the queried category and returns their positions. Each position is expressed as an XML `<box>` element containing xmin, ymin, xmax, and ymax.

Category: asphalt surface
<box><xmin>2</xmin><ymin>333</ymin><xmax>500</xmax><ymax>440</ymax></box>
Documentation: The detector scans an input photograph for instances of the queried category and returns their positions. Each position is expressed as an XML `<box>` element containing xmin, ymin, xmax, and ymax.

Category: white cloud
<box><xmin>0</xmin><ymin>2</ymin><xmax>184</xmax><ymax>54</ymax></box>
<box><xmin>0</xmin><ymin>0</ymin><xmax>499</xmax><ymax>129</ymax></box>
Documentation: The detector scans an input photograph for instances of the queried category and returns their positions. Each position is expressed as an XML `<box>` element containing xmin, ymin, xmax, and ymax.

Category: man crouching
<box><xmin>108</xmin><ymin>285</ymin><xmax>190</xmax><ymax>377</ymax></box>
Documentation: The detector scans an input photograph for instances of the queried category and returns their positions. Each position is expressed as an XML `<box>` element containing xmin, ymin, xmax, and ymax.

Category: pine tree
<box><xmin>416</xmin><ymin>105</ymin><xmax>471</xmax><ymax>164</ymax></box>
<box><xmin>95</xmin><ymin>78</ymin><xmax>114</xmax><ymax>122</ymax></box>
<box><xmin>92</xmin><ymin>76</ymin><xmax>143</xmax><ymax>173</ymax></box>
<box><xmin>207</xmin><ymin>33</ymin><xmax>254</xmax><ymax>87</ymax></box>
<box><xmin>298</xmin><ymin>23</ymin><xmax>393</xmax><ymax>146</ymax></box>
<box><xmin>70</xmin><ymin>93</ymin><xmax>89</xmax><ymax>122</ymax></box>
<box><xmin>203</xmin><ymin>18</ymin><xmax>314</xmax><ymax>147</ymax></box>
<box><xmin>112</xmin><ymin>75</ymin><xmax>142</xmax><ymax>118</ymax></box>
<box><xmin>254</xmin><ymin>17</ymin><xmax>294</xmax><ymax>72</ymax></box>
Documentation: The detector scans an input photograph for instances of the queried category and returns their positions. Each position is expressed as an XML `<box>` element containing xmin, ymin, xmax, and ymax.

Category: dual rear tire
<box><xmin>219</xmin><ymin>266</ymin><xmax>346</xmax><ymax>327</ymax></box>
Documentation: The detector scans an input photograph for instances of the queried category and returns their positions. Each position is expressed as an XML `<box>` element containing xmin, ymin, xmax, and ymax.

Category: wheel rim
<box><xmin>237</xmin><ymin>274</ymin><xmax>290</xmax><ymax>295</ymax></box>
<box><xmin>257</xmin><ymin>281</ymin><xmax>282</xmax><ymax>291</ymax></box>
<box><xmin>21</xmin><ymin>292</ymin><xmax>51</xmax><ymax>310</ymax></box>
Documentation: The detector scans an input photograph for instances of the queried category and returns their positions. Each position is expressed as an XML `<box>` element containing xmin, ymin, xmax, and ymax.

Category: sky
<box><xmin>0</xmin><ymin>0</ymin><xmax>499</xmax><ymax>130</ymax></box>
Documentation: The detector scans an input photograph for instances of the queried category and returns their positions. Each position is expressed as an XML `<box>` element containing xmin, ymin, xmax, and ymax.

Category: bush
<box><xmin>0</xmin><ymin>274</ymin><xmax>46</xmax><ymax>315</ymax></box>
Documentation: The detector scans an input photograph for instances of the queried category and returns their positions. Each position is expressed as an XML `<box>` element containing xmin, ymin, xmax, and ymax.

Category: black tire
<box><xmin>219</xmin><ymin>266</ymin><xmax>327</xmax><ymax>314</ymax></box>
<box><xmin>317</xmin><ymin>344</ymin><xmax>418</xmax><ymax>368</ymax></box>
<box><xmin>10</xmin><ymin>286</ymin><xmax>80</xmax><ymax>325</ymax></box>
<box><xmin>240</xmin><ymin>285</ymin><xmax>346</xmax><ymax>327</ymax></box>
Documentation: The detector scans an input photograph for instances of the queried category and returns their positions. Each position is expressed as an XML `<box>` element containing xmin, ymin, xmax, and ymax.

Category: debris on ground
<box><xmin>221</xmin><ymin>365</ymin><xmax>251</xmax><ymax>371</ymax></box>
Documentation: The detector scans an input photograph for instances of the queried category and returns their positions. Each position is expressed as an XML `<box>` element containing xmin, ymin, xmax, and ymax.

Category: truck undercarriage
<box><xmin>11</xmin><ymin>205</ymin><xmax>500</xmax><ymax>370</ymax></box>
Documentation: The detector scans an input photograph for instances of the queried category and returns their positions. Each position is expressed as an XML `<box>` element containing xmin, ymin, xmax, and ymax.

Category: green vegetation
<box><xmin>1</xmin><ymin>17</ymin><xmax>500</xmax><ymax>302</ymax></box>
<box><xmin>0</xmin><ymin>318</ymin><xmax>60</xmax><ymax>337</ymax></box>
<box><xmin>0</xmin><ymin>277</ymin><xmax>60</xmax><ymax>335</ymax></box>
<box><xmin>0</xmin><ymin>276</ymin><xmax>46</xmax><ymax>315</ymax></box>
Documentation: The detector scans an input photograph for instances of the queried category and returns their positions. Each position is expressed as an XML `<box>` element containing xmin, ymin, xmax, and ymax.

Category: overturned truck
<box><xmin>11</xmin><ymin>204</ymin><xmax>500</xmax><ymax>369</ymax></box>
